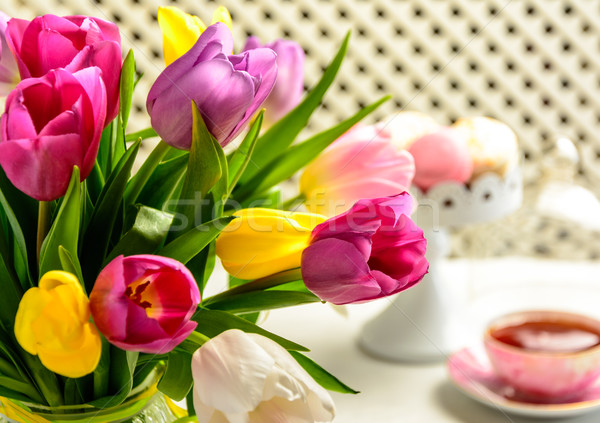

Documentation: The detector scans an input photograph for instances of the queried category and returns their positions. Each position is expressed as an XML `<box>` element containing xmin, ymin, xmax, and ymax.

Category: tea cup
<box><xmin>484</xmin><ymin>310</ymin><xmax>600</xmax><ymax>400</ymax></box>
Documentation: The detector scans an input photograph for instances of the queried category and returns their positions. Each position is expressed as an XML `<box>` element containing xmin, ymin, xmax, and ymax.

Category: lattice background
<box><xmin>3</xmin><ymin>0</ymin><xmax>600</xmax><ymax>258</ymax></box>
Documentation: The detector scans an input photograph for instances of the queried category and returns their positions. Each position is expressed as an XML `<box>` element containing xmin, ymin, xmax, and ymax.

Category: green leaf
<box><xmin>239</xmin><ymin>32</ymin><xmax>350</xmax><ymax>183</ymax></box>
<box><xmin>0</xmin><ymin>382</ymin><xmax>41</xmax><ymax>403</ymax></box>
<box><xmin>170</xmin><ymin>103</ymin><xmax>222</xmax><ymax>235</ymax></box>
<box><xmin>0</xmin><ymin>169</ymin><xmax>37</xmax><ymax>280</ymax></box>
<box><xmin>93</xmin><ymin>337</ymin><xmax>111</xmax><ymax>400</ymax></box>
<box><xmin>227</xmin><ymin>110</ymin><xmax>263</xmax><ymax>194</ymax></box>
<box><xmin>119</xmin><ymin>50</ymin><xmax>135</xmax><ymax>131</ymax></box>
<box><xmin>39</xmin><ymin>167</ymin><xmax>81</xmax><ymax>277</ymax></box>
<box><xmin>158</xmin><ymin>216</ymin><xmax>233</xmax><ymax>265</ymax></box>
<box><xmin>137</xmin><ymin>153</ymin><xmax>188</xmax><ymax>211</ymax></box>
<box><xmin>290</xmin><ymin>351</ymin><xmax>360</xmax><ymax>394</ymax></box>
<box><xmin>63</xmin><ymin>378</ymin><xmax>87</xmax><ymax>405</ymax></box>
<box><xmin>157</xmin><ymin>351</ymin><xmax>193</xmax><ymax>401</ymax></box>
<box><xmin>58</xmin><ymin>246</ymin><xmax>84</xmax><ymax>290</ymax></box>
<box><xmin>204</xmin><ymin>290</ymin><xmax>320</xmax><ymax>314</ymax></box>
<box><xmin>81</xmin><ymin>141</ymin><xmax>140</xmax><ymax>291</ymax></box>
<box><xmin>124</xmin><ymin>141</ymin><xmax>171</xmax><ymax>208</ymax></box>
<box><xmin>0</xmin><ymin>180</ymin><xmax>32</xmax><ymax>290</ymax></box>
<box><xmin>97</xmin><ymin>123</ymin><xmax>113</xmax><ymax>176</ymax></box>
<box><xmin>86</xmin><ymin>161</ymin><xmax>105</xmax><ymax>205</ymax></box>
<box><xmin>236</xmin><ymin>96</ymin><xmax>390</xmax><ymax>201</ymax></box>
<box><xmin>175</xmin><ymin>331</ymin><xmax>209</xmax><ymax>355</ymax></box>
<box><xmin>90</xmin><ymin>348</ymin><xmax>138</xmax><ymax>408</ymax></box>
<box><xmin>0</xmin><ymin>257</ymin><xmax>20</xmax><ymax>343</ymax></box>
<box><xmin>211</xmin><ymin>134</ymin><xmax>228</xmax><ymax>216</ymax></box>
<box><xmin>125</xmin><ymin>127</ymin><xmax>158</xmax><ymax>143</ymax></box>
<box><xmin>191</xmin><ymin>309</ymin><xmax>308</xmax><ymax>351</ymax></box>
<box><xmin>106</xmin><ymin>206</ymin><xmax>173</xmax><ymax>262</ymax></box>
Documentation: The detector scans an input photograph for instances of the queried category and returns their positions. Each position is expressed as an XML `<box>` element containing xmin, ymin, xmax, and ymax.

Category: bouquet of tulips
<box><xmin>0</xmin><ymin>5</ymin><xmax>428</xmax><ymax>422</ymax></box>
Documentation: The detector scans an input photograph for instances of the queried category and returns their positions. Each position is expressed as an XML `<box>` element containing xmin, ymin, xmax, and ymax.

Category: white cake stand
<box><xmin>359</xmin><ymin>168</ymin><xmax>522</xmax><ymax>362</ymax></box>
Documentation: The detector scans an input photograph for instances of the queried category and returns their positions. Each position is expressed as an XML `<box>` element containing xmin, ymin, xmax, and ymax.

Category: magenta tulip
<box><xmin>6</xmin><ymin>14</ymin><xmax>121</xmax><ymax>122</ymax></box>
<box><xmin>0</xmin><ymin>12</ymin><xmax>19</xmax><ymax>95</ymax></box>
<box><xmin>243</xmin><ymin>36</ymin><xmax>304</xmax><ymax>125</ymax></box>
<box><xmin>0</xmin><ymin>67</ymin><xmax>106</xmax><ymax>201</ymax></box>
<box><xmin>89</xmin><ymin>255</ymin><xmax>200</xmax><ymax>354</ymax></box>
<box><xmin>301</xmin><ymin>194</ymin><xmax>428</xmax><ymax>305</ymax></box>
<box><xmin>147</xmin><ymin>22</ymin><xmax>277</xmax><ymax>150</ymax></box>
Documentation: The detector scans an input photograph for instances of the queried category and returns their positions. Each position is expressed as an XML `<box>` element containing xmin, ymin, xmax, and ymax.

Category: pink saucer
<box><xmin>447</xmin><ymin>347</ymin><xmax>600</xmax><ymax>418</ymax></box>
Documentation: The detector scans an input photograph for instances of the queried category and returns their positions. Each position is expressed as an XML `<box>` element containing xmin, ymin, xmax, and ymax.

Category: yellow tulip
<box><xmin>158</xmin><ymin>6</ymin><xmax>233</xmax><ymax>66</ymax></box>
<box><xmin>14</xmin><ymin>271</ymin><xmax>101</xmax><ymax>378</ymax></box>
<box><xmin>216</xmin><ymin>208</ymin><xmax>326</xmax><ymax>280</ymax></box>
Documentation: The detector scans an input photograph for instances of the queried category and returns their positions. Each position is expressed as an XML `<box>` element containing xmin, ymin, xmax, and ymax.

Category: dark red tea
<box><xmin>490</xmin><ymin>320</ymin><xmax>600</xmax><ymax>353</ymax></box>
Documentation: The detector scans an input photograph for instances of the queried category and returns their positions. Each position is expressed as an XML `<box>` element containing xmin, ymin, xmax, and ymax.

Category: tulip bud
<box><xmin>301</xmin><ymin>194</ymin><xmax>428</xmax><ymax>305</ymax></box>
<box><xmin>89</xmin><ymin>255</ymin><xmax>200</xmax><ymax>354</ymax></box>
<box><xmin>6</xmin><ymin>14</ymin><xmax>122</xmax><ymax>122</ymax></box>
<box><xmin>15</xmin><ymin>271</ymin><xmax>101</xmax><ymax>378</ymax></box>
<box><xmin>147</xmin><ymin>22</ymin><xmax>277</xmax><ymax>150</ymax></box>
<box><xmin>216</xmin><ymin>208</ymin><xmax>326</xmax><ymax>280</ymax></box>
<box><xmin>243</xmin><ymin>36</ymin><xmax>304</xmax><ymax>125</ymax></box>
<box><xmin>192</xmin><ymin>329</ymin><xmax>335</xmax><ymax>423</ymax></box>
<box><xmin>300</xmin><ymin>124</ymin><xmax>415</xmax><ymax>217</ymax></box>
<box><xmin>0</xmin><ymin>67</ymin><xmax>107</xmax><ymax>201</ymax></box>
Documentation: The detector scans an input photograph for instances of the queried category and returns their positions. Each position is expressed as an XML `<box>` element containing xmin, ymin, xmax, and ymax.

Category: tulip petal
<box><xmin>67</xmin><ymin>42</ymin><xmax>119</xmax><ymax>122</ymax></box>
<box><xmin>149</xmin><ymin>59</ymin><xmax>255</xmax><ymax>149</ymax></box>
<box><xmin>216</xmin><ymin>210</ymin><xmax>324</xmax><ymax>280</ymax></box>
<box><xmin>226</xmin><ymin>48</ymin><xmax>277</xmax><ymax>144</ymax></box>
<box><xmin>67</xmin><ymin>16</ymin><xmax>121</xmax><ymax>45</ymax></box>
<box><xmin>192</xmin><ymin>330</ymin><xmax>273</xmax><ymax>414</ymax></box>
<box><xmin>302</xmin><ymin>238</ymin><xmax>381</xmax><ymax>305</ymax></box>
<box><xmin>147</xmin><ymin>22</ymin><xmax>233</xmax><ymax>105</ymax></box>
<box><xmin>158</xmin><ymin>6</ymin><xmax>206</xmax><ymax>66</ymax></box>
<box><xmin>1</xmin><ymin>100</ymin><xmax>37</xmax><ymax>139</ymax></box>
<box><xmin>0</xmin><ymin>134</ymin><xmax>82</xmax><ymax>201</ymax></box>
<box><xmin>36</xmin><ymin>322</ymin><xmax>101</xmax><ymax>379</ymax></box>
<box><xmin>249</xmin><ymin>333</ymin><xmax>336</xmax><ymax>421</ymax></box>
<box><xmin>242</xmin><ymin>36</ymin><xmax>262</xmax><ymax>51</ymax></box>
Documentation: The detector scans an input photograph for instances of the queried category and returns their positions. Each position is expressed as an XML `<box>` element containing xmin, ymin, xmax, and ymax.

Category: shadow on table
<box><xmin>433</xmin><ymin>381</ymin><xmax>597</xmax><ymax>423</ymax></box>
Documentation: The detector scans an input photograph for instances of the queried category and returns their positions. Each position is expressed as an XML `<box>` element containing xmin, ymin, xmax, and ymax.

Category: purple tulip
<box><xmin>89</xmin><ymin>255</ymin><xmax>200</xmax><ymax>354</ymax></box>
<box><xmin>146</xmin><ymin>22</ymin><xmax>277</xmax><ymax>150</ymax></box>
<box><xmin>6</xmin><ymin>14</ymin><xmax>122</xmax><ymax>122</ymax></box>
<box><xmin>0</xmin><ymin>12</ymin><xmax>19</xmax><ymax>96</ymax></box>
<box><xmin>0</xmin><ymin>67</ymin><xmax>106</xmax><ymax>201</ymax></box>
<box><xmin>301</xmin><ymin>194</ymin><xmax>428</xmax><ymax>305</ymax></box>
<box><xmin>243</xmin><ymin>36</ymin><xmax>304</xmax><ymax>125</ymax></box>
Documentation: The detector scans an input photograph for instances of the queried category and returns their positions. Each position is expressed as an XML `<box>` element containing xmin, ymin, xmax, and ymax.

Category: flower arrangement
<box><xmin>0</xmin><ymin>5</ymin><xmax>428</xmax><ymax>422</ymax></box>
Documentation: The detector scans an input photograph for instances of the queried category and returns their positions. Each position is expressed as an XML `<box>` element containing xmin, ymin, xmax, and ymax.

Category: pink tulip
<box><xmin>89</xmin><ymin>255</ymin><xmax>200</xmax><ymax>354</ymax></box>
<box><xmin>243</xmin><ymin>37</ymin><xmax>304</xmax><ymax>125</ymax></box>
<box><xmin>301</xmin><ymin>194</ymin><xmax>428</xmax><ymax>305</ymax></box>
<box><xmin>0</xmin><ymin>67</ymin><xmax>106</xmax><ymax>201</ymax></box>
<box><xmin>6</xmin><ymin>14</ymin><xmax>122</xmax><ymax>122</ymax></box>
<box><xmin>300</xmin><ymin>124</ymin><xmax>415</xmax><ymax>217</ymax></box>
<box><xmin>0</xmin><ymin>12</ymin><xmax>19</xmax><ymax>95</ymax></box>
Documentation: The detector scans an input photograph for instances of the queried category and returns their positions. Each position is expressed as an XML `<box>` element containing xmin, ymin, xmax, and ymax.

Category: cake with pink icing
<box><xmin>408</xmin><ymin>127</ymin><xmax>473</xmax><ymax>192</ymax></box>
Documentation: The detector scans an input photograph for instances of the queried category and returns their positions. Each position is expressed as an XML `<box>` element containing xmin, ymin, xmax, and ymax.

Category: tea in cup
<box><xmin>484</xmin><ymin>310</ymin><xmax>600</xmax><ymax>400</ymax></box>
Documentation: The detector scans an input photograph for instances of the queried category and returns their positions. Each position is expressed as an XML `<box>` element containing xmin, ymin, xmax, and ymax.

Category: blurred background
<box><xmin>4</xmin><ymin>0</ymin><xmax>600</xmax><ymax>259</ymax></box>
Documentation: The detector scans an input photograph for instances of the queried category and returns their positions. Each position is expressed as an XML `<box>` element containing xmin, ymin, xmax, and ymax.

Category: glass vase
<box><xmin>0</xmin><ymin>368</ymin><xmax>184</xmax><ymax>423</ymax></box>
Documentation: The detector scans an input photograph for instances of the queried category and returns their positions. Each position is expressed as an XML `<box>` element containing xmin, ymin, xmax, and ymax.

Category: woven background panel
<box><xmin>3</xmin><ymin>0</ymin><xmax>600</xmax><ymax>258</ymax></box>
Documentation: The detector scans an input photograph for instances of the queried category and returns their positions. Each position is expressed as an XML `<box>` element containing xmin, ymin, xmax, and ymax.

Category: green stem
<box><xmin>202</xmin><ymin>268</ymin><xmax>303</xmax><ymax>307</ymax></box>
<box><xmin>282</xmin><ymin>193</ymin><xmax>306</xmax><ymax>210</ymax></box>
<box><xmin>36</xmin><ymin>201</ymin><xmax>52</xmax><ymax>263</ymax></box>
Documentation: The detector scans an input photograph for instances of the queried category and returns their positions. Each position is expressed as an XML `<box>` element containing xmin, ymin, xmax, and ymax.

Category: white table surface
<box><xmin>255</xmin><ymin>257</ymin><xmax>600</xmax><ymax>423</ymax></box>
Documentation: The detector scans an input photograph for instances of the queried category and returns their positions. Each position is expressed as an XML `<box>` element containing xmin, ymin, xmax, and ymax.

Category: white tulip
<box><xmin>192</xmin><ymin>329</ymin><xmax>335</xmax><ymax>423</ymax></box>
